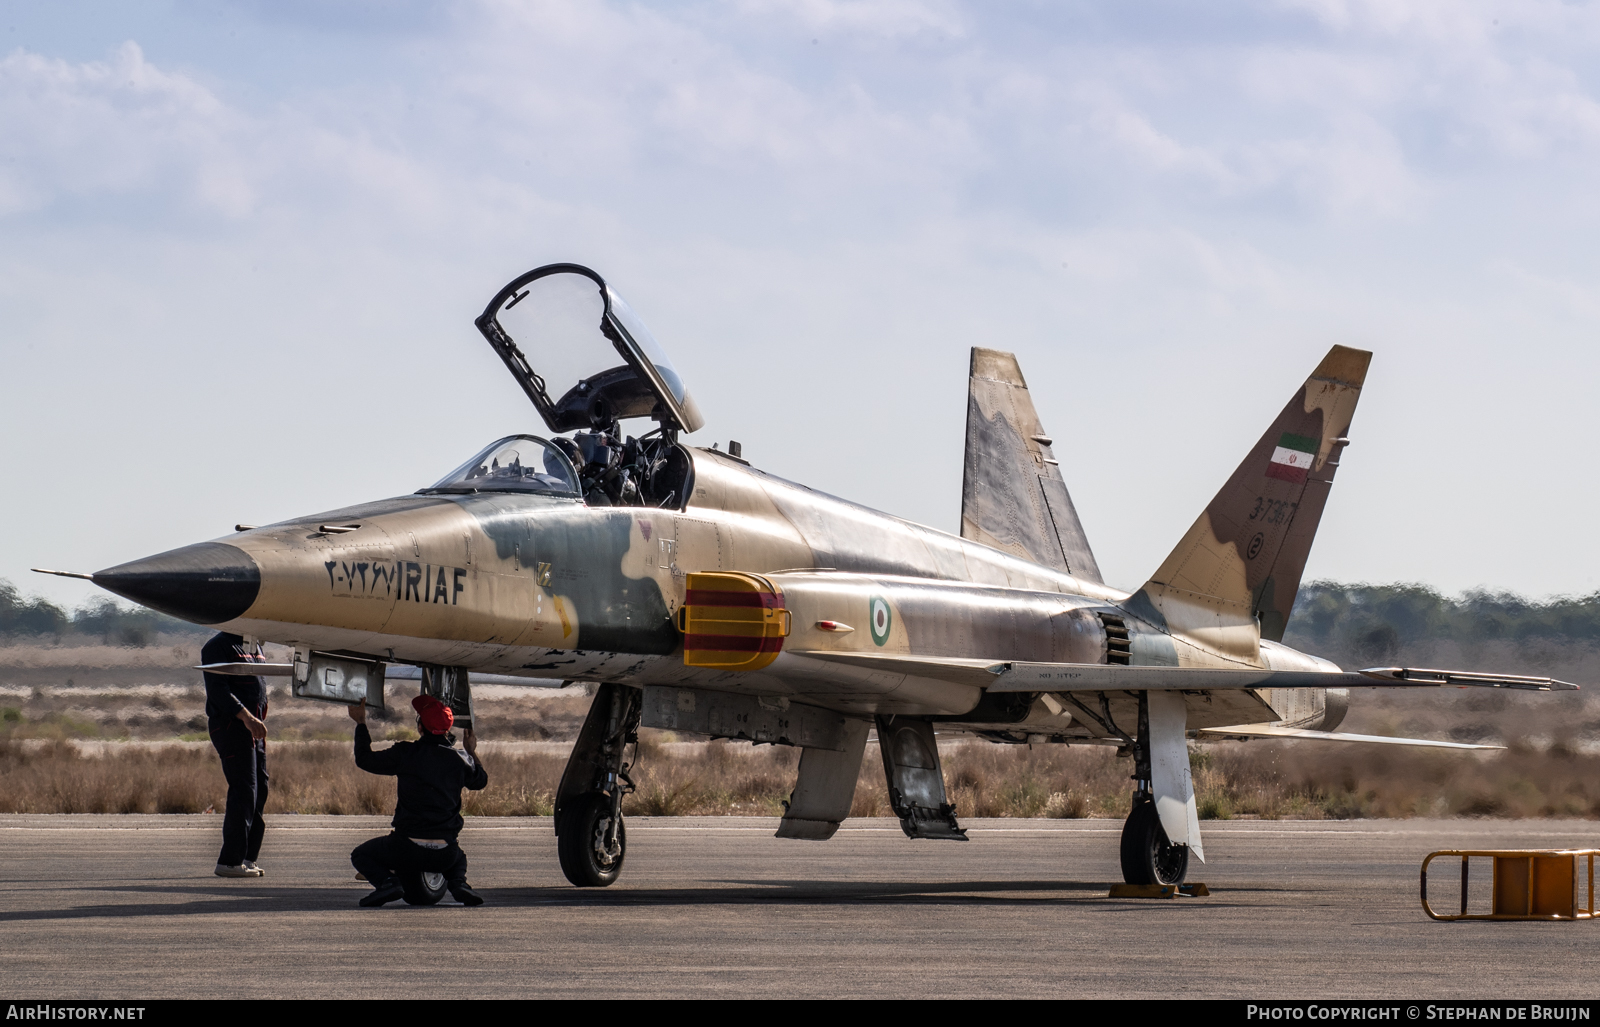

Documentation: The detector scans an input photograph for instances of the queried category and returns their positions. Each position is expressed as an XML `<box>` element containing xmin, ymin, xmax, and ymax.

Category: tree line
<box><xmin>0</xmin><ymin>578</ymin><xmax>207</xmax><ymax>646</ymax></box>
<box><xmin>7</xmin><ymin>575</ymin><xmax>1600</xmax><ymax>651</ymax></box>
<box><xmin>1283</xmin><ymin>581</ymin><xmax>1600</xmax><ymax>662</ymax></box>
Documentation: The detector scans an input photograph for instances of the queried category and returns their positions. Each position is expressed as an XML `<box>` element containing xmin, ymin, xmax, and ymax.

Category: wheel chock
<box><xmin>1421</xmin><ymin>849</ymin><xmax>1599</xmax><ymax>921</ymax></box>
<box><xmin>1108</xmin><ymin>883</ymin><xmax>1210</xmax><ymax>899</ymax></box>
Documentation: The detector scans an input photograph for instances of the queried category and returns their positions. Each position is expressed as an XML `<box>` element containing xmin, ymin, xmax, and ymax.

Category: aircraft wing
<box><xmin>782</xmin><ymin>651</ymin><xmax>1004</xmax><ymax>688</ymax></box>
<box><xmin>986</xmin><ymin>663</ymin><xmax>1578</xmax><ymax>692</ymax></box>
<box><xmin>782</xmin><ymin>652</ymin><xmax>1577</xmax><ymax>694</ymax></box>
<box><xmin>1195</xmin><ymin>723</ymin><xmax>1503</xmax><ymax>750</ymax></box>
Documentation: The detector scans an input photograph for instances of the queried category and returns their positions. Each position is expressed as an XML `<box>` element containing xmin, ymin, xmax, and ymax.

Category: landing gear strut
<box><xmin>1118</xmin><ymin>690</ymin><xmax>1189</xmax><ymax>886</ymax></box>
<box><xmin>554</xmin><ymin>683</ymin><xmax>641</xmax><ymax>887</ymax></box>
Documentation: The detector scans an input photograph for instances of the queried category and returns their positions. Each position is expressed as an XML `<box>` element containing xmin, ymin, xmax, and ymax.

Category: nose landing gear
<box><xmin>558</xmin><ymin>792</ymin><xmax>628</xmax><ymax>887</ymax></box>
<box><xmin>401</xmin><ymin>870</ymin><xmax>449</xmax><ymax>906</ymax></box>
<box><xmin>554</xmin><ymin>682</ymin><xmax>642</xmax><ymax>887</ymax></box>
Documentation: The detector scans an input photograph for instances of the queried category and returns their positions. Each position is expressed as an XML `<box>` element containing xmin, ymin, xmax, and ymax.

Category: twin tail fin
<box><xmin>960</xmin><ymin>348</ymin><xmax>1103</xmax><ymax>584</ymax></box>
<box><xmin>1131</xmin><ymin>345</ymin><xmax>1372</xmax><ymax>658</ymax></box>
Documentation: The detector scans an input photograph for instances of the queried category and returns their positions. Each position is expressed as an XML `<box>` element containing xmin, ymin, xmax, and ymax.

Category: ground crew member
<box><xmin>201</xmin><ymin>631</ymin><xmax>269</xmax><ymax>878</ymax></box>
<box><xmin>347</xmin><ymin>694</ymin><xmax>488</xmax><ymax>907</ymax></box>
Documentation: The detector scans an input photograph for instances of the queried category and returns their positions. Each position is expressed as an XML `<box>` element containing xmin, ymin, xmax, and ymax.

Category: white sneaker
<box><xmin>244</xmin><ymin>860</ymin><xmax>264</xmax><ymax>876</ymax></box>
<box><xmin>215</xmin><ymin>863</ymin><xmax>262</xmax><ymax>878</ymax></box>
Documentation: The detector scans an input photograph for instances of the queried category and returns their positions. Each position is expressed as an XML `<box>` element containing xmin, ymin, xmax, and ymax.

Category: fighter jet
<box><xmin>40</xmin><ymin>262</ymin><xmax>1576</xmax><ymax>896</ymax></box>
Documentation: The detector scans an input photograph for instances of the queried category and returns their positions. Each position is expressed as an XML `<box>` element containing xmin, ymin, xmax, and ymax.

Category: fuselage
<box><xmin>99</xmin><ymin>444</ymin><xmax>1341</xmax><ymax>734</ymax></box>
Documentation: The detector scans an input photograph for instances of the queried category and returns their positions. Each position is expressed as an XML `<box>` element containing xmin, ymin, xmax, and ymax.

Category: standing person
<box><xmin>347</xmin><ymin>695</ymin><xmax>488</xmax><ymax>907</ymax></box>
<box><xmin>201</xmin><ymin>631</ymin><xmax>269</xmax><ymax>878</ymax></box>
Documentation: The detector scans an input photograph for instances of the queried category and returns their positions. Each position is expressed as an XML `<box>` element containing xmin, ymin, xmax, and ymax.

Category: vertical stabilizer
<box><xmin>961</xmin><ymin>348</ymin><xmax>1103</xmax><ymax>583</ymax></box>
<box><xmin>1130</xmin><ymin>346</ymin><xmax>1370</xmax><ymax>660</ymax></box>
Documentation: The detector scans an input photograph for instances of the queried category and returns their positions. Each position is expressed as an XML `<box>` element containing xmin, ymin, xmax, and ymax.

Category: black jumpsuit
<box><xmin>202</xmin><ymin>632</ymin><xmax>268</xmax><ymax>868</ymax></box>
<box><xmin>349</xmin><ymin>723</ymin><xmax>489</xmax><ymax>890</ymax></box>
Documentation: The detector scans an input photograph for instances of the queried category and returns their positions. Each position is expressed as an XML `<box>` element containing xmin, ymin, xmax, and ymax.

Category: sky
<box><xmin>4</xmin><ymin>0</ymin><xmax>1600</xmax><ymax>611</ymax></box>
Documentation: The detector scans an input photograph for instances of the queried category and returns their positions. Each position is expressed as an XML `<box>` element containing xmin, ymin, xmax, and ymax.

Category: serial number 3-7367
<box><xmin>1248</xmin><ymin>497</ymin><xmax>1298</xmax><ymax>525</ymax></box>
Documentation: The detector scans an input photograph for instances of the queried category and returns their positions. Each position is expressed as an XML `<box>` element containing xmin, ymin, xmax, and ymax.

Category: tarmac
<box><xmin>3</xmin><ymin>814</ymin><xmax>1599</xmax><ymax>1000</ymax></box>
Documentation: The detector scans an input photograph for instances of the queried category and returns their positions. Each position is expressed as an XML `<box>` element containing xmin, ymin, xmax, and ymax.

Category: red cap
<box><xmin>412</xmin><ymin>694</ymin><xmax>454</xmax><ymax>735</ymax></box>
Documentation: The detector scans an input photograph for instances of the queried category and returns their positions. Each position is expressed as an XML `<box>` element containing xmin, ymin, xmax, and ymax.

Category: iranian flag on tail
<box><xmin>1265</xmin><ymin>432</ymin><xmax>1318</xmax><ymax>483</ymax></box>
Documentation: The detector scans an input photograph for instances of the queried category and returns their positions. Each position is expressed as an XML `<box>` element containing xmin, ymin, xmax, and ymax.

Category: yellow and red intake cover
<box><xmin>678</xmin><ymin>572</ymin><xmax>791</xmax><ymax>671</ymax></box>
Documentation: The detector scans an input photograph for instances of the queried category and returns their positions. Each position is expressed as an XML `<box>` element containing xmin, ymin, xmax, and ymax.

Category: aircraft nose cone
<box><xmin>93</xmin><ymin>542</ymin><xmax>261</xmax><ymax>625</ymax></box>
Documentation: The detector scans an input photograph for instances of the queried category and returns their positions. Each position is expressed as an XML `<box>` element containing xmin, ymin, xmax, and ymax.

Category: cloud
<box><xmin>12</xmin><ymin>1</ymin><xmax>1599</xmax><ymax>240</ymax></box>
<box><xmin>0</xmin><ymin>42</ymin><xmax>242</xmax><ymax>216</ymax></box>
<box><xmin>8</xmin><ymin>2</ymin><xmax>1600</xmax><ymax>602</ymax></box>
<box><xmin>726</xmin><ymin>0</ymin><xmax>965</xmax><ymax>37</ymax></box>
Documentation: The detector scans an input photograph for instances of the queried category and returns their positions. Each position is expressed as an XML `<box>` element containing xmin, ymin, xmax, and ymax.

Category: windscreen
<box><xmin>422</xmin><ymin>436</ymin><xmax>580</xmax><ymax>495</ymax></box>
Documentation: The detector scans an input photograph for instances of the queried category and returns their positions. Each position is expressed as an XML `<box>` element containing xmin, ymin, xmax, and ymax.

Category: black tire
<box><xmin>400</xmin><ymin>870</ymin><xmax>448</xmax><ymax>906</ymax></box>
<box><xmin>1119</xmin><ymin>800</ymin><xmax>1189</xmax><ymax>885</ymax></box>
<box><xmin>557</xmin><ymin>793</ymin><xmax>626</xmax><ymax>887</ymax></box>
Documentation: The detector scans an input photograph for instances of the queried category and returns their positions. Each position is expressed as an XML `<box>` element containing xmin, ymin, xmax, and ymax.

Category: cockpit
<box><xmin>420</xmin><ymin>436</ymin><xmax>581</xmax><ymax>496</ymax></box>
<box><xmin>446</xmin><ymin>263</ymin><xmax>702</xmax><ymax>509</ymax></box>
<box><xmin>419</xmin><ymin>429</ymin><xmax>694</xmax><ymax>508</ymax></box>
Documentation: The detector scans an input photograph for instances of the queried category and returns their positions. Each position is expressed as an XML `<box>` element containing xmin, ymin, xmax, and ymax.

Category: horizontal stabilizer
<box><xmin>1197</xmin><ymin>723</ymin><xmax>1503</xmax><ymax>750</ymax></box>
<box><xmin>985</xmin><ymin>663</ymin><xmax>1578</xmax><ymax>693</ymax></box>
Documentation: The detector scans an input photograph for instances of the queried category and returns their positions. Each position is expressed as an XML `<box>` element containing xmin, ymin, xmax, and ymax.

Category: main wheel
<box><xmin>557</xmin><ymin>793</ymin><xmax>627</xmax><ymax>887</ymax></box>
<box><xmin>1119</xmin><ymin>800</ymin><xmax>1189</xmax><ymax>885</ymax></box>
<box><xmin>401</xmin><ymin>870</ymin><xmax>448</xmax><ymax>906</ymax></box>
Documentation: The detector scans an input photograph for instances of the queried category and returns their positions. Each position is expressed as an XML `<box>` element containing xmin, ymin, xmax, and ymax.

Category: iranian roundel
<box><xmin>869</xmin><ymin>596</ymin><xmax>892</xmax><ymax>647</ymax></box>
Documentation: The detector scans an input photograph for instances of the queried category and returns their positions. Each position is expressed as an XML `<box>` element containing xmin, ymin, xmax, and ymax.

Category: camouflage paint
<box><xmin>112</xmin><ymin>344</ymin><xmax>1365</xmax><ymax>733</ymax></box>
<box><xmin>1129</xmin><ymin>346</ymin><xmax>1369</xmax><ymax>664</ymax></box>
<box><xmin>962</xmin><ymin>348</ymin><xmax>1103</xmax><ymax>583</ymax></box>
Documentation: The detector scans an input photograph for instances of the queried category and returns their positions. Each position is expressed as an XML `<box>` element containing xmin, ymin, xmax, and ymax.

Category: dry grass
<box><xmin>6</xmin><ymin>733</ymin><xmax>1596</xmax><ymax>821</ymax></box>
<box><xmin>5</xmin><ymin>636</ymin><xmax>1600</xmax><ymax>821</ymax></box>
<box><xmin>1187</xmin><ymin>740</ymin><xmax>1600</xmax><ymax>820</ymax></box>
<box><xmin>0</xmin><ymin>739</ymin><xmax>562</xmax><ymax>816</ymax></box>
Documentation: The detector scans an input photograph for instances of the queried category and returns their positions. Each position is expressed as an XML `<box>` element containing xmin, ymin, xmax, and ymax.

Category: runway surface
<box><xmin>3</xmin><ymin>815</ymin><xmax>1599</xmax><ymax>1000</ymax></box>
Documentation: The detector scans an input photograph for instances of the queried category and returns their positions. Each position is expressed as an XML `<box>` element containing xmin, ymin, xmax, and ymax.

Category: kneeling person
<box><xmin>348</xmin><ymin>695</ymin><xmax>489</xmax><ymax>907</ymax></box>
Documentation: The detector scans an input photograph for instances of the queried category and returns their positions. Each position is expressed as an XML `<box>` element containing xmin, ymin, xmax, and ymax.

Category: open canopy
<box><xmin>475</xmin><ymin>263</ymin><xmax>705</xmax><ymax>435</ymax></box>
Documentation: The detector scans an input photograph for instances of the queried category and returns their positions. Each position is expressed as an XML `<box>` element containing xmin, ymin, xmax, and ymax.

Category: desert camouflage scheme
<box><xmin>75</xmin><ymin>263</ymin><xmax>1574</xmax><ymax>887</ymax></box>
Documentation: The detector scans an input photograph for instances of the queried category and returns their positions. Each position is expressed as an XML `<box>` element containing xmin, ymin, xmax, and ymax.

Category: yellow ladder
<box><xmin>1421</xmin><ymin>849</ymin><xmax>1599</xmax><ymax>921</ymax></box>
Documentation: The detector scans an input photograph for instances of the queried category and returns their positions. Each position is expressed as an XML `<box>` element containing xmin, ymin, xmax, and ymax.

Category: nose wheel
<box><xmin>554</xmin><ymin>683</ymin><xmax>642</xmax><ymax>888</ymax></box>
<box><xmin>1119</xmin><ymin>799</ymin><xmax>1189</xmax><ymax>885</ymax></box>
<box><xmin>400</xmin><ymin>870</ymin><xmax>448</xmax><ymax>906</ymax></box>
<box><xmin>557</xmin><ymin>792</ymin><xmax>628</xmax><ymax>887</ymax></box>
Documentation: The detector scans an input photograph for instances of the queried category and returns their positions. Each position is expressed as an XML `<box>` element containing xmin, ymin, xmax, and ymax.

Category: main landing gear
<box><xmin>1117</xmin><ymin>691</ymin><xmax>1190</xmax><ymax>886</ymax></box>
<box><xmin>1120</xmin><ymin>800</ymin><xmax>1189</xmax><ymax>886</ymax></box>
<box><xmin>555</xmin><ymin>683</ymin><xmax>641</xmax><ymax>887</ymax></box>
